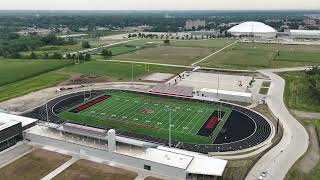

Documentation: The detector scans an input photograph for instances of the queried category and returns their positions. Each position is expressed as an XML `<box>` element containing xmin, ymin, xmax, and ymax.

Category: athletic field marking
<box><xmin>191</xmin><ymin>40</ymin><xmax>239</xmax><ymax>66</ymax></box>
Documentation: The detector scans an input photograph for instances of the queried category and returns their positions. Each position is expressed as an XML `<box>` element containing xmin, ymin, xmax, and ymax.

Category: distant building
<box><xmin>185</xmin><ymin>20</ymin><xmax>206</xmax><ymax>30</ymax></box>
<box><xmin>190</xmin><ymin>30</ymin><xmax>219</xmax><ymax>37</ymax></box>
<box><xmin>304</xmin><ymin>19</ymin><xmax>317</xmax><ymax>26</ymax></box>
<box><xmin>290</xmin><ymin>30</ymin><xmax>320</xmax><ymax>39</ymax></box>
<box><xmin>228</xmin><ymin>21</ymin><xmax>277</xmax><ymax>38</ymax></box>
<box><xmin>17</xmin><ymin>28</ymin><xmax>52</xmax><ymax>36</ymax></box>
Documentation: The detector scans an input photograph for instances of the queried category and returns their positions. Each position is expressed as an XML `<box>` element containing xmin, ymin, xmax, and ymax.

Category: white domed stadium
<box><xmin>228</xmin><ymin>21</ymin><xmax>277</xmax><ymax>38</ymax></box>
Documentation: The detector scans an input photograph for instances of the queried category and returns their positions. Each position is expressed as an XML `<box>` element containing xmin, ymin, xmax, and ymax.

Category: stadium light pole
<box><xmin>131</xmin><ymin>62</ymin><xmax>134</xmax><ymax>82</ymax></box>
<box><xmin>45</xmin><ymin>103</ymin><xmax>49</xmax><ymax>122</ymax></box>
<box><xmin>166</xmin><ymin>108</ymin><xmax>175</xmax><ymax>148</ymax></box>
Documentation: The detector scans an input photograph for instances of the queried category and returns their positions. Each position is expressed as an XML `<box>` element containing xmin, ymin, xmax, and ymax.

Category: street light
<box><xmin>165</xmin><ymin>108</ymin><xmax>176</xmax><ymax>148</ymax></box>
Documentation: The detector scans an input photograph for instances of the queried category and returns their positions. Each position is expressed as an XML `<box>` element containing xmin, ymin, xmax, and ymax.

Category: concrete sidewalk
<box><xmin>41</xmin><ymin>156</ymin><xmax>79</xmax><ymax>180</ymax></box>
<box><xmin>246</xmin><ymin>69</ymin><xmax>309</xmax><ymax>180</ymax></box>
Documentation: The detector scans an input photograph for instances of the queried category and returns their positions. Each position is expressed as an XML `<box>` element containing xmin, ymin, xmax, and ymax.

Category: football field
<box><xmin>58</xmin><ymin>91</ymin><xmax>232</xmax><ymax>144</ymax></box>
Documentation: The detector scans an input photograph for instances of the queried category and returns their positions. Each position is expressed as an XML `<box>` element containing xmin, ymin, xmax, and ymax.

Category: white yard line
<box><xmin>191</xmin><ymin>40</ymin><xmax>239</xmax><ymax>66</ymax></box>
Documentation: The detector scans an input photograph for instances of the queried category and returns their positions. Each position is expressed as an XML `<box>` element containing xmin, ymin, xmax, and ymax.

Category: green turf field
<box><xmin>58</xmin><ymin>91</ymin><xmax>232</xmax><ymax>144</ymax></box>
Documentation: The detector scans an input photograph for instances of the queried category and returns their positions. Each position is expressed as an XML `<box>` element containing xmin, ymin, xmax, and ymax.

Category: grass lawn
<box><xmin>62</xmin><ymin>60</ymin><xmax>185</xmax><ymax>80</ymax></box>
<box><xmin>21</xmin><ymin>40</ymin><xmax>120</xmax><ymax>56</ymax></box>
<box><xmin>275</xmin><ymin>51</ymin><xmax>320</xmax><ymax>63</ymax></box>
<box><xmin>58</xmin><ymin>91</ymin><xmax>232</xmax><ymax>144</ymax></box>
<box><xmin>170</xmin><ymin>38</ymin><xmax>236</xmax><ymax>48</ymax></box>
<box><xmin>199</xmin><ymin>42</ymin><xmax>320</xmax><ymax>69</ymax></box>
<box><xmin>259</xmin><ymin>87</ymin><xmax>269</xmax><ymax>95</ymax></box>
<box><xmin>0</xmin><ymin>59</ymin><xmax>72</xmax><ymax>86</ymax></box>
<box><xmin>280</xmin><ymin>71</ymin><xmax>320</xmax><ymax>113</ymax></box>
<box><xmin>54</xmin><ymin>159</ymin><xmax>137</xmax><ymax>180</ymax></box>
<box><xmin>199</xmin><ymin>49</ymin><xmax>274</xmax><ymax>69</ymax></box>
<box><xmin>285</xmin><ymin>119</ymin><xmax>320</xmax><ymax>180</ymax></box>
<box><xmin>113</xmin><ymin>46</ymin><xmax>216</xmax><ymax>65</ymax></box>
<box><xmin>125</xmin><ymin>38</ymin><xmax>236</xmax><ymax>48</ymax></box>
<box><xmin>0</xmin><ymin>149</ymin><xmax>71</xmax><ymax>180</ymax></box>
<box><xmin>0</xmin><ymin>71</ymin><xmax>69</xmax><ymax>102</ymax></box>
<box><xmin>109</xmin><ymin>46</ymin><xmax>139</xmax><ymax>56</ymax></box>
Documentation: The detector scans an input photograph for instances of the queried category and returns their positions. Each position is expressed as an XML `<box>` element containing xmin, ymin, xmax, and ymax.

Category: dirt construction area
<box><xmin>53</xmin><ymin>159</ymin><xmax>138</xmax><ymax>180</ymax></box>
<box><xmin>171</xmin><ymin>71</ymin><xmax>264</xmax><ymax>94</ymax></box>
<box><xmin>114</xmin><ymin>46</ymin><xmax>216</xmax><ymax>65</ymax></box>
<box><xmin>142</xmin><ymin>72</ymin><xmax>175</xmax><ymax>82</ymax></box>
<box><xmin>0</xmin><ymin>149</ymin><xmax>71</xmax><ymax>180</ymax></box>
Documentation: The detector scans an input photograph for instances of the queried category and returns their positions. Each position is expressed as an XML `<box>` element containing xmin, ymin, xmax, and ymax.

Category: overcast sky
<box><xmin>0</xmin><ymin>0</ymin><xmax>320</xmax><ymax>10</ymax></box>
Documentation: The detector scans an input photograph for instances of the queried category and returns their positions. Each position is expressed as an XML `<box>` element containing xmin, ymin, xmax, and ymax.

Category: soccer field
<box><xmin>58</xmin><ymin>91</ymin><xmax>232</xmax><ymax>144</ymax></box>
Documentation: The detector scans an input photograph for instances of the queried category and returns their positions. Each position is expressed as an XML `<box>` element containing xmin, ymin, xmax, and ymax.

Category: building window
<box><xmin>144</xmin><ymin>165</ymin><xmax>151</xmax><ymax>170</ymax></box>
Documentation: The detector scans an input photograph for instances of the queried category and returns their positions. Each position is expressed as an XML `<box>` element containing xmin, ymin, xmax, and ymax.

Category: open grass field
<box><xmin>199</xmin><ymin>49</ymin><xmax>274</xmax><ymax>69</ymax></box>
<box><xmin>62</xmin><ymin>60</ymin><xmax>185</xmax><ymax>80</ymax></box>
<box><xmin>124</xmin><ymin>38</ymin><xmax>235</xmax><ymax>48</ymax></box>
<box><xmin>113</xmin><ymin>46</ymin><xmax>216</xmax><ymax>65</ymax></box>
<box><xmin>0</xmin><ymin>71</ymin><xmax>69</xmax><ymax>102</ymax></box>
<box><xmin>0</xmin><ymin>149</ymin><xmax>71</xmax><ymax>180</ymax></box>
<box><xmin>0</xmin><ymin>59</ymin><xmax>71</xmax><ymax>86</ymax></box>
<box><xmin>58</xmin><ymin>91</ymin><xmax>232</xmax><ymax>144</ymax></box>
<box><xmin>170</xmin><ymin>38</ymin><xmax>236</xmax><ymax>48</ymax></box>
<box><xmin>109</xmin><ymin>46</ymin><xmax>139</xmax><ymax>56</ymax></box>
<box><xmin>21</xmin><ymin>40</ymin><xmax>120</xmax><ymax>56</ymax></box>
<box><xmin>53</xmin><ymin>159</ymin><xmax>137</xmax><ymax>180</ymax></box>
<box><xmin>199</xmin><ymin>42</ymin><xmax>320</xmax><ymax>69</ymax></box>
<box><xmin>280</xmin><ymin>71</ymin><xmax>320</xmax><ymax>113</ymax></box>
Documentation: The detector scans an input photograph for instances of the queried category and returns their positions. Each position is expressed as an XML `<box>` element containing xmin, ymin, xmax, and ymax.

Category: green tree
<box><xmin>81</xmin><ymin>41</ymin><xmax>91</xmax><ymax>49</ymax></box>
<box><xmin>51</xmin><ymin>52</ymin><xmax>63</xmax><ymax>59</ymax></box>
<box><xmin>101</xmin><ymin>49</ymin><xmax>112</xmax><ymax>58</ymax></box>
<box><xmin>84</xmin><ymin>54</ymin><xmax>91</xmax><ymax>61</ymax></box>
<box><xmin>29</xmin><ymin>52</ymin><xmax>38</xmax><ymax>59</ymax></box>
<box><xmin>163</xmin><ymin>39</ymin><xmax>170</xmax><ymax>44</ymax></box>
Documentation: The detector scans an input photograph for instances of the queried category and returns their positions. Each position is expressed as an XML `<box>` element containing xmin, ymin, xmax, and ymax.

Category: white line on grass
<box><xmin>191</xmin><ymin>40</ymin><xmax>239</xmax><ymax>66</ymax></box>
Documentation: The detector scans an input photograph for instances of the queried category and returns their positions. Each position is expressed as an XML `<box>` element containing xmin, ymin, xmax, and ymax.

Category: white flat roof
<box><xmin>157</xmin><ymin>146</ymin><xmax>227</xmax><ymax>176</ymax></box>
<box><xmin>187</xmin><ymin>155</ymin><xmax>227</xmax><ymax>176</ymax></box>
<box><xmin>0</xmin><ymin>114</ymin><xmax>21</xmax><ymax>131</ymax></box>
<box><xmin>200</xmin><ymin>88</ymin><xmax>252</xmax><ymax>97</ymax></box>
<box><xmin>0</xmin><ymin>112</ymin><xmax>37</xmax><ymax>128</ymax></box>
<box><xmin>132</xmin><ymin>148</ymin><xmax>193</xmax><ymax>169</ymax></box>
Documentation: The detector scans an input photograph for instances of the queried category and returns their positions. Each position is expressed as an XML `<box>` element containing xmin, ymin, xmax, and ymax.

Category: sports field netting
<box><xmin>58</xmin><ymin>91</ymin><xmax>232</xmax><ymax>144</ymax></box>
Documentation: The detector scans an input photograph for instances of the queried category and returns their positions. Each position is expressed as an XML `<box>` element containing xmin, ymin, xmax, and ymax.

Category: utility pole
<box><xmin>131</xmin><ymin>63</ymin><xmax>134</xmax><ymax>82</ymax></box>
<box><xmin>45</xmin><ymin>103</ymin><xmax>49</xmax><ymax>122</ymax></box>
<box><xmin>166</xmin><ymin>108</ymin><xmax>176</xmax><ymax>148</ymax></box>
<box><xmin>276</xmin><ymin>118</ymin><xmax>280</xmax><ymax>134</ymax></box>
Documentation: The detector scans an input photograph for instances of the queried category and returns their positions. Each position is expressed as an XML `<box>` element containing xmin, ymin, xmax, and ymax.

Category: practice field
<box><xmin>0</xmin><ymin>59</ymin><xmax>71</xmax><ymax>86</ymax></box>
<box><xmin>124</xmin><ymin>39</ymin><xmax>235</xmax><ymax>48</ymax></box>
<box><xmin>114</xmin><ymin>46</ymin><xmax>216</xmax><ymax>65</ymax></box>
<box><xmin>199</xmin><ymin>42</ymin><xmax>320</xmax><ymax>69</ymax></box>
<box><xmin>58</xmin><ymin>91</ymin><xmax>232</xmax><ymax>144</ymax></box>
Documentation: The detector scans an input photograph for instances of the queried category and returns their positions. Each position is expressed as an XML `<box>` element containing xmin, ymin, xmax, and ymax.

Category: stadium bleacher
<box><xmin>148</xmin><ymin>84</ymin><xmax>194</xmax><ymax>97</ymax></box>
